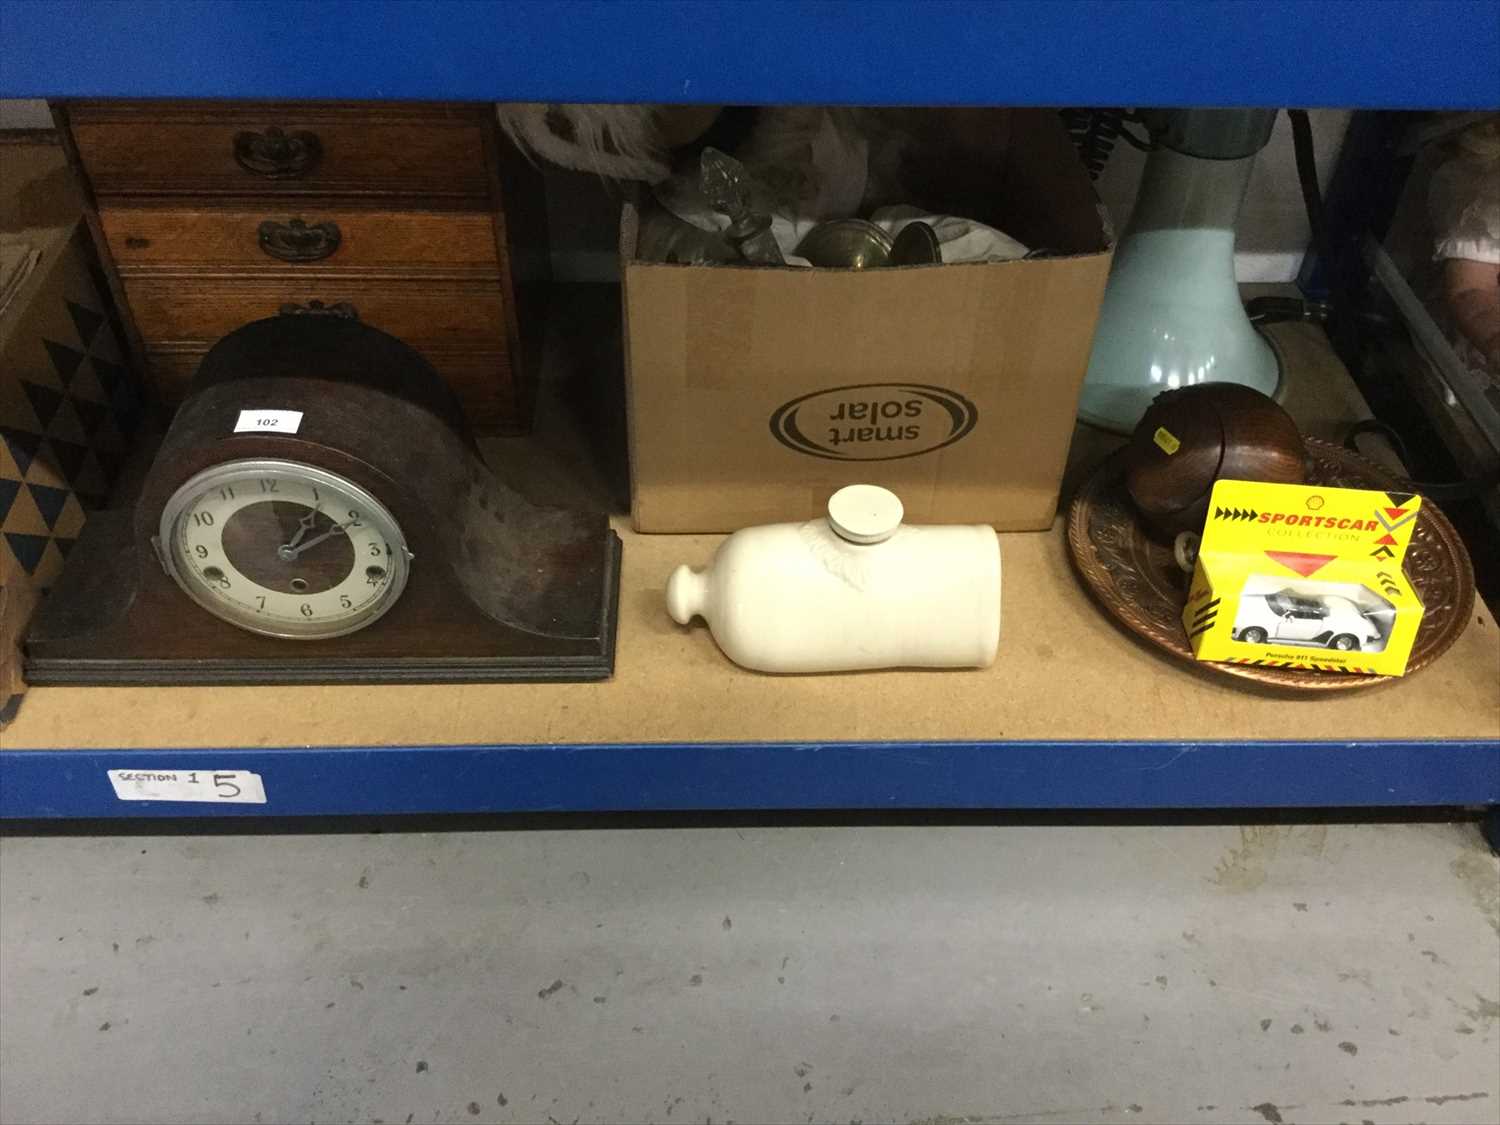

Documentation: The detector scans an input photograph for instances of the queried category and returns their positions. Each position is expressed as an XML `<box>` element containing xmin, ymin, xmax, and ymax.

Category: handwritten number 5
<box><xmin>213</xmin><ymin>773</ymin><xmax>242</xmax><ymax>799</ymax></box>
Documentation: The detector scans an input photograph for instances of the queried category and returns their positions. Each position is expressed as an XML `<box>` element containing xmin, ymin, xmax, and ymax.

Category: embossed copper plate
<box><xmin>1066</xmin><ymin>438</ymin><xmax>1475</xmax><ymax>691</ymax></box>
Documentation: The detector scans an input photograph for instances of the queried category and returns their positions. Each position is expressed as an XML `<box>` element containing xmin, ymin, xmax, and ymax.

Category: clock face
<box><xmin>158</xmin><ymin>459</ymin><xmax>411</xmax><ymax>639</ymax></box>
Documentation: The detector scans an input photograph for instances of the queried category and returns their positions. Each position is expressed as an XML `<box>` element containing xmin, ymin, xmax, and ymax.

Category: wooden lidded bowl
<box><xmin>1123</xmin><ymin>384</ymin><xmax>1306</xmax><ymax>537</ymax></box>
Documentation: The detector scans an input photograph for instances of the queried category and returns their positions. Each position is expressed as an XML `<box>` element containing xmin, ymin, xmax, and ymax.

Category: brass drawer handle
<box><xmin>278</xmin><ymin>300</ymin><xmax>359</xmax><ymax>320</ymax></box>
<box><xmin>258</xmin><ymin>218</ymin><xmax>342</xmax><ymax>262</ymax></box>
<box><xmin>233</xmin><ymin>126</ymin><xmax>323</xmax><ymax>178</ymax></box>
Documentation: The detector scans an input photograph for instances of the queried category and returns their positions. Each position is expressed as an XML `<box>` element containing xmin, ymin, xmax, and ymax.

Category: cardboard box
<box><xmin>1183</xmin><ymin>480</ymin><xmax>1425</xmax><ymax>677</ymax></box>
<box><xmin>622</xmin><ymin>109</ymin><xmax>1113</xmax><ymax>532</ymax></box>
<box><xmin>1</xmin><ymin>138</ymin><xmax>143</xmax><ymax>722</ymax></box>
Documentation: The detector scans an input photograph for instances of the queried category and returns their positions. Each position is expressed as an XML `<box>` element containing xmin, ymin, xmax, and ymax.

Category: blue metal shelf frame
<box><xmin>2</xmin><ymin>0</ymin><xmax>1497</xmax><ymax>819</ymax></box>
<box><xmin>2</xmin><ymin>741</ymin><xmax>1497</xmax><ymax>819</ymax></box>
<box><xmin>3</xmin><ymin>0</ymin><xmax>1498</xmax><ymax>108</ymax></box>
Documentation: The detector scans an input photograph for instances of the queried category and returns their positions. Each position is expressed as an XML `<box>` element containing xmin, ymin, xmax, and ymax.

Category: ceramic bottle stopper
<box><xmin>666</xmin><ymin>485</ymin><xmax>1001</xmax><ymax>673</ymax></box>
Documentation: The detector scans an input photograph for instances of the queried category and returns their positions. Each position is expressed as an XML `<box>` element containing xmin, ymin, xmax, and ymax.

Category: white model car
<box><xmin>1232</xmin><ymin>589</ymin><xmax>1384</xmax><ymax>652</ymax></box>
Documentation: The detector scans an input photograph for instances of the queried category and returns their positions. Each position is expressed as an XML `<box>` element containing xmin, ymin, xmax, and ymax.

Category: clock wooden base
<box><xmin>25</xmin><ymin>511</ymin><xmax>620</xmax><ymax>684</ymax></box>
<box><xmin>24</xmin><ymin>313</ymin><xmax>622</xmax><ymax>685</ymax></box>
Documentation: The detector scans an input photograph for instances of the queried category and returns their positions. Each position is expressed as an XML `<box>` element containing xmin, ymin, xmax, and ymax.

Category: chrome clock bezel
<box><xmin>157</xmin><ymin>458</ymin><xmax>411</xmax><ymax>640</ymax></box>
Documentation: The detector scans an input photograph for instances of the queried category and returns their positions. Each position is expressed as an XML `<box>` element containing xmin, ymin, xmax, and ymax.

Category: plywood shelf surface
<box><xmin>6</xmin><ymin>512</ymin><xmax>1499</xmax><ymax>752</ymax></box>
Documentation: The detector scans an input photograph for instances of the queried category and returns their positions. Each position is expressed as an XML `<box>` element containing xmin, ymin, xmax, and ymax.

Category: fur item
<box><xmin>496</xmin><ymin>103</ymin><xmax>673</xmax><ymax>182</ymax></box>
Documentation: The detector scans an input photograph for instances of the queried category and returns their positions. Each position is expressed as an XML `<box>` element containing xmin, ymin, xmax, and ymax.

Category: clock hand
<box><xmin>282</xmin><ymin>518</ymin><xmax>355</xmax><ymax>560</ymax></box>
<box><xmin>281</xmin><ymin>507</ymin><xmax>321</xmax><ymax>552</ymax></box>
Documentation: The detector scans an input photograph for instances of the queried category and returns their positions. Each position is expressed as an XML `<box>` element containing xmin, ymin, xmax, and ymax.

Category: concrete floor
<box><xmin>1</xmin><ymin>819</ymin><xmax>1497</xmax><ymax>1125</ymax></box>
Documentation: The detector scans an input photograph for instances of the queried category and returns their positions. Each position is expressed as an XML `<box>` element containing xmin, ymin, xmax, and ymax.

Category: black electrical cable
<box><xmin>1115</xmin><ymin>119</ymin><xmax>1154</xmax><ymax>152</ymax></box>
<box><xmin>1059</xmin><ymin>108</ymin><xmax>1153</xmax><ymax>180</ymax></box>
<box><xmin>1342</xmin><ymin>419</ymin><xmax>1500</xmax><ymax>504</ymax></box>
<box><xmin>1245</xmin><ymin>295</ymin><xmax>1332</xmax><ymax>325</ymax></box>
<box><xmin>1287</xmin><ymin>109</ymin><xmax>1328</xmax><ymax>270</ymax></box>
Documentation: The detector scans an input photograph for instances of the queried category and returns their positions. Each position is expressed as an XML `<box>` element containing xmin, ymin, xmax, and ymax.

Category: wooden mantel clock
<box><xmin>25</xmin><ymin>310</ymin><xmax>621</xmax><ymax>684</ymax></box>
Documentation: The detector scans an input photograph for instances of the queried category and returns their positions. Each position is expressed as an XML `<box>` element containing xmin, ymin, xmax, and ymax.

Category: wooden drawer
<box><xmin>57</xmin><ymin>99</ymin><xmax>544</xmax><ymax>432</ymax></box>
<box><xmin>66</xmin><ymin>102</ymin><xmax>491</xmax><ymax>200</ymax></box>
<box><xmin>124</xmin><ymin>276</ymin><xmax>510</xmax><ymax>351</ymax></box>
<box><xmin>100</xmin><ymin>206</ymin><xmax>503</xmax><ymax>273</ymax></box>
<box><xmin>145</xmin><ymin>348</ymin><xmax>520</xmax><ymax>433</ymax></box>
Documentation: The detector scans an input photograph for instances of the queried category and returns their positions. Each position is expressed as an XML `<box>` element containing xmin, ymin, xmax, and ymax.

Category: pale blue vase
<box><xmin>1078</xmin><ymin>142</ymin><xmax>1280</xmax><ymax>434</ymax></box>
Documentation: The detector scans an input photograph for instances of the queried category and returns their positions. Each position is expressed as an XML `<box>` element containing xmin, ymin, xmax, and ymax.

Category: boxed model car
<box><xmin>1183</xmin><ymin>480</ymin><xmax>1426</xmax><ymax>676</ymax></box>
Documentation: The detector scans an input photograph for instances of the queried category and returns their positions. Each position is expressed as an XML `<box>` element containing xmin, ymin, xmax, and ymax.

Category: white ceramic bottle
<box><xmin>665</xmin><ymin>485</ymin><xmax>1001</xmax><ymax>673</ymax></box>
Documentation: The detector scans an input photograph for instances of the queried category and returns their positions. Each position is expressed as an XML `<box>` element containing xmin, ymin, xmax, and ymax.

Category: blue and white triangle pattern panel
<box><xmin>2</xmin><ymin>233</ymin><xmax>143</xmax><ymax>588</ymax></box>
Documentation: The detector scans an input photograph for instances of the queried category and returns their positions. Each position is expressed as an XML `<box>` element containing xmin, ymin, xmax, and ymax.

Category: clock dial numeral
<box><xmin>192</xmin><ymin>511</ymin><xmax>214</xmax><ymax>528</ymax></box>
<box><xmin>201</xmin><ymin>565</ymin><xmax>231</xmax><ymax>590</ymax></box>
<box><xmin>194</xmin><ymin>544</ymin><xmax>209</xmax><ymax>559</ymax></box>
<box><xmin>218</xmin><ymin>486</ymin><xmax>235</xmax><ymax>501</ymax></box>
<box><xmin>259</xmin><ymin>479</ymin><xmax>279</xmax><ymax>493</ymax></box>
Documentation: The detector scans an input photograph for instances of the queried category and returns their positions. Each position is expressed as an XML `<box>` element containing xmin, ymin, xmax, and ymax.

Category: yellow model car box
<box><xmin>1183</xmin><ymin>480</ymin><xmax>1424</xmax><ymax>676</ymax></box>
